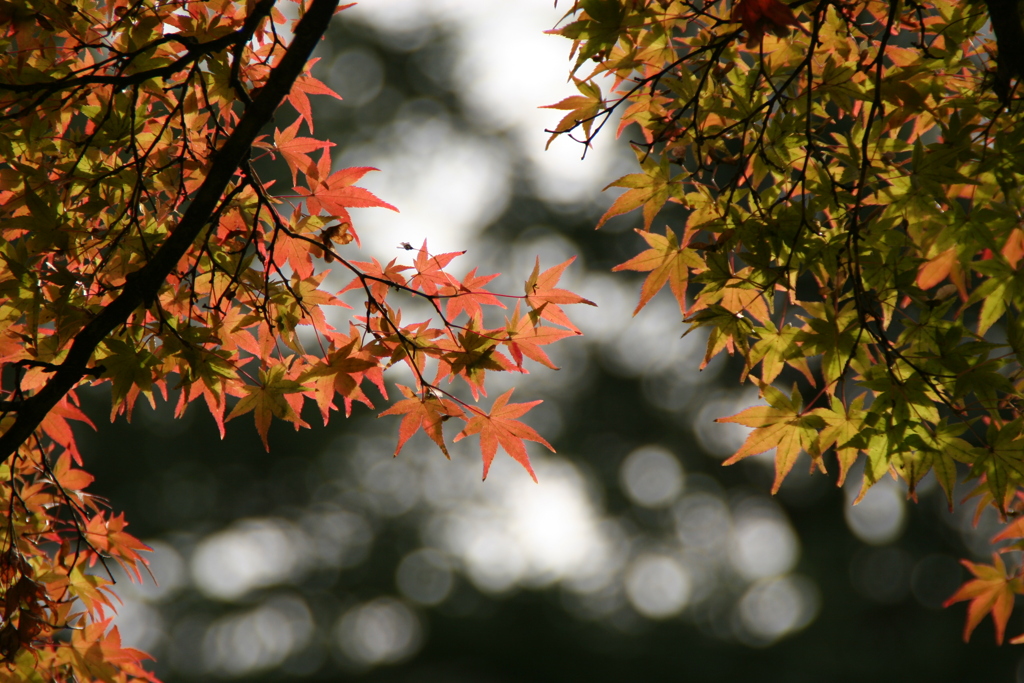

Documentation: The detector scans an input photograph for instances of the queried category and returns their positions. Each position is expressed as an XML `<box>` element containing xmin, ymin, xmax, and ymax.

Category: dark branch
<box><xmin>0</xmin><ymin>0</ymin><xmax>341</xmax><ymax>462</ymax></box>
<box><xmin>0</xmin><ymin>0</ymin><xmax>278</xmax><ymax>97</ymax></box>
<box><xmin>985</xmin><ymin>0</ymin><xmax>1024</xmax><ymax>103</ymax></box>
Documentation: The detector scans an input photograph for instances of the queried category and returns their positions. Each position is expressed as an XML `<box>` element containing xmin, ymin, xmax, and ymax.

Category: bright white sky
<box><xmin>338</xmin><ymin>0</ymin><xmax>626</xmax><ymax>259</ymax></box>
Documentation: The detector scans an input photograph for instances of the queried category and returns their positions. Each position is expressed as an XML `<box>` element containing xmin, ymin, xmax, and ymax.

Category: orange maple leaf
<box><xmin>717</xmin><ymin>383</ymin><xmax>822</xmax><ymax>493</ymax></box>
<box><xmin>731</xmin><ymin>0</ymin><xmax>801</xmax><ymax>47</ymax></box>
<box><xmin>524</xmin><ymin>256</ymin><xmax>596</xmax><ymax>333</ymax></box>
<box><xmin>612</xmin><ymin>226</ymin><xmax>704</xmax><ymax>315</ymax></box>
<box><xmin>378</xmin><ymin>384</ymin><xmax>465</xmax><ymax>458</ymax></box>
<box><xmin>301</xmin><ymin>333</ymin><xmax>381</xmax><ymax>422</ymax></box>
<box><xmin>408</xmin><ymin>240</ymin><xmax>464</xmax><ymax>297</ymax></box>
<box><xmin>454</xmin><ymin>388</ymin><xmax>554</xmax><ymax>482</ymax></box>
<box><xmin>297</xmin><ymin>163</ymin><xmax>398</xmax><ymax>242</ymax></box>
<box><xmin>274</xmin><ymin>118</ymin><xmax>334</xmax><ymax>186</ymax></box>
<box><xmin>287</xmin><ymin>58</ymin><xmax>342</xmax><ymax>133</ymax></box>
<box><xmin>445</xmin><ymin>267</ymin><xmax>504</xmax><ymax>322</ymax></box>
<box><xmin>504</xmin><ymin>306</ymin><xmax>578</xmax><ymax>370</ymax></box>
<box><xmin>944</xmin><ymin>554</ymin><xmax>1024</xmax><ymax>644</ymax></box>
<box><xmin>225</xmin><ymin>363</ymin><xmax>308</xmax><ymax>450</ymax></box>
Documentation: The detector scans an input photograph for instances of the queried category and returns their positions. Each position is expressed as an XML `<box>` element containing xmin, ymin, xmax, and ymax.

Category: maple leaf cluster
<box><xmin>0</xmin><ymin>0</ymin><xmax>592</xmax><ymax>679</ymax></box>
<box><xmin>547</xmin><ymin>0</ymin><xmax>1024</xmax><ymax>646</ymax></box>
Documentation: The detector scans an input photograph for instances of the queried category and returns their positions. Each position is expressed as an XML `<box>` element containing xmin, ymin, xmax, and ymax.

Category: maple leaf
<box><xmin>524</xmin><ymin>256</ymin><xmax>596</xmax><ymax>332</ymax></box>
<box><xmin>96</xmin><ymin>339</ymin><xmax>160</xmax><ymax>420</ymax></box>
<box><xmin>454</xmin><ymin>388</ymin><xmax>554</xmax><ymax>482</ymax></box>
<box><xmin>541</xmin><ymin>77</ymin><xmax>604</xmax><ymax>149</ymax></box>
<box><xmin>731</xmin><ymin>0</ymin><xmax>802</xmax><ymax>47</ymax></box>
<box><xmin>810</xmin><ymin>395</ymin><xmax>867</xmax><ymax>487</ymax></box>
<box><xmin>69</xmin><ymin>618</ymin><xmax>156</xmax><ymax>681</ymax></box>
<box><xmin>435</xmin><ymin>319</ymin><xmax>516</xmax><ymax>399</ymax></box>
<box><xmin>274</xmin><ymin>118</ymin><xmax>334</xmax><ymax>186</ymax></box>
<box><xmin>597</xmin><ymin>153</ymin><xmax>681</xmax><ymax>231</ymax></box>
<box><xmin>300</xmin><ymin>334</ymin><xmax>379</xmax><ymax>422</ymax></box>
<box><xmin>226</xmin><ymin>363</ymin><xmax>308</xmax><ymax>450</ymax></box>
<box><xmin>408</xmin><ymin>240</ymin><xmax>464</xmax><ymax>296</ymax></box>
<box><xmin>718</xmin><ymin>383</ymin><xmax>824</xmax><ymax>493</ymax></box>
<box><xmin>378</xmin><ymin>384</ymin><xmax>465</xmax><ymax>458</ymax></box>
<box><xmin>968</xmin><ymin>420</ymin><xmax>1024</xmax><ymax>510</ymax></box>
<box><xmin>612</xmin><ymin>226</ymin><xmax>705</xmax><ymax>315</ymax></box>
<box><xmin>296</xmin><ymin>163</ymin><xmax>398</xmax><ymax>244</ymax></box>
<box><xmin>503</xmin><ymin>306</ymin><xmax>578</xmax><ymax>370</ymax></box>
<box><xmin>84</xmin><ymin>512</ymin><xmax>151</xmax><ymax>579</ymax></box>
<box><xmin>445</xmin><ymin>267</ymin><xmax>504</xmax><ymax>322</ymax></box>
<box><xmin>287</xmin><ymin>58</ymin><xmax>342</xmax><ymax>133</ymax></box>
<box><xmin>916</xmin><ymin>246</ymin><xmax>958</xmax><ymax>290</ymax></box>
<box><xmin>747</xmin><ymin>322</ymin><xmax>813</xmax><ymax>386</ymax></box>
<box><xmin>1003</xmin><ymin>228</ymin><xmax>1024</xmax><ymax>270</ymax></box>
<box><xmin>685</xmin><ymin>304</ymin><xmax>755</xmax><ymax>369</ymax></box>
<box><xmin>944</xmin><ymin>554</ymin><xmax>1024</xmax><ymax>644</ymax></box>
<box><xmin>50</xmin><ymin>451</ymin><xmax>94</xmax><ymax>492</ymax></box>
<box><xmin>39</xmin><ymin>396</ymin><xmax>95</xmax><ymax>465</ymax></box>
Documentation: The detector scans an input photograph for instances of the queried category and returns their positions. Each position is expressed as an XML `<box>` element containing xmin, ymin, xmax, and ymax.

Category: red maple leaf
<box><xmin>731</xmin><ymin>0</ymin><xmax>801</xmax><ymax>47</ymax></box>
<box><xmin>454</xmin><ymin>388</ymin><xmax>554</xmax><ymax>482</ymax></box>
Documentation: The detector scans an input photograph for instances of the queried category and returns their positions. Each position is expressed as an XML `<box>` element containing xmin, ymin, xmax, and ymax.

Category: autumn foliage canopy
<box><xmin>1</xmin><ymin>0</ymin><xmax>1024</xmax><ymax>678</ymax></box>
<box><xmin>0</xmin><ymin>0</ymin><xmax>596</xmax><ymax>678</ymax></box>
<box><xmin>547</xmin><ymin>0</ymin><xmax>1024</xmax><ymax>646</ymax></box>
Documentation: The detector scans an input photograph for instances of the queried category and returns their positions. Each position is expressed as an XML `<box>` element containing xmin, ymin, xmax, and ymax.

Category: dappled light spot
<box><xmin>736</xmin><ymin>575</ymin><xmax>819</xmax><ymax>645</ymax></box>
<box><xmin>191</xmin><ymin>518</ymin><xmax>311</xmax><ymax>601</ymax></box>
<box><xmin>844</xmin><ymin>479</ymin><xmax>906</xmax><ymax>546</ymax></box>
<box><xmin>202</xmin><ymin>595</ymin><xmax>314</xmax><ymax>677</ymax></box>
<box><xmin>331</xmin><ymin>114</ymin><xmax>511</xmax><ymax>262</ymax></box>
<box><xmin>361</xmin><ymin>457</ymin><xmax>420</xmax><ymax>516</ymax></box>
<box><xmin>328</xmin><ymin>48</ymin><xmax>384</xmax><ymax>108</ymax></box>
<box><xmin>674</xmin><ymin>492</ymin><xmax>731</xmax><ymax>552</ymax></box>
<box><xmin>624</xmin><ymin>553</ymin><xmax>692</xmax><ymax>619</ymax></box>
<box><xmin>335</xmin><ymin>597</ymin><xmax>422</xmax><ymax>667</ymax></box>
<box><xmin>601</xmin><ymin>295</ymin><xmax>705</xmax><ymax>378</ymax></box>
<box><xmin>620</xmin><ymin>445</ymin><xmax>684</xmax><ymax>508</ymax></box>
<box><xmin>300</xmin><ymin>506</ymin><xmax>375</xmax><ymax>569</ymax></box>
<box><xmin>436</xmin><ymin>456</ymin><xmax>611</xmax><ymax>591</ymax></box>
<box><xmin>728</xmin><ymin>499</ymin><xmax>799</xmax><ymax>581</ymax></box>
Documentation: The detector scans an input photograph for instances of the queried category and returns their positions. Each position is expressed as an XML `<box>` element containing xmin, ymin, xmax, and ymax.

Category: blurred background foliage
<box><xmin>76</xmin><ymin>2</ymin><xmax>1021</xmax><ymax>681</ymax></box>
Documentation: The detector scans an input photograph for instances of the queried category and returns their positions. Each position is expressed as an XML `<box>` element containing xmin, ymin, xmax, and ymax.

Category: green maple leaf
<box><xmin>612</xmin><ymin>226</ymin><xmax>704</xmax><ymax>315</ymax></box>
<box><xmin>718</xmin><ymin>383</ymin><xmax>824</xmax><ymax>493</ymax></box>
<box><xmin>811</xmin><ymin>394</ymin><xmax>867</xmax><ymax>487</ymax></box>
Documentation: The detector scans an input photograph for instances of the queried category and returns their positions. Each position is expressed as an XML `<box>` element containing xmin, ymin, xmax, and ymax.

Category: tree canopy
<box><xmin>1</xmin><ymin>0</ymin><xmax>1024</xmax><ymax>679</ymax></box>
<box><xmin>547</xmin><ymin>0</ymin><xmax>1024</xmax><ymax>644</ymax></box>
<box><xmin>0</xmin><ymin>1</ymin><xmax>591</xmax><ymax>678</ymax></box>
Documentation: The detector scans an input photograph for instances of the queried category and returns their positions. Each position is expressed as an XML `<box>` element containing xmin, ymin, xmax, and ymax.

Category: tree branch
<box><xmin>985</xmin><ymin>0</ymin><xmax>1024</xmax><ymax>102</ymax></box>
<box><xmin>0</xmin><ymin>0</ymin><xmax>341</xmax><ymax>463</ymax></box>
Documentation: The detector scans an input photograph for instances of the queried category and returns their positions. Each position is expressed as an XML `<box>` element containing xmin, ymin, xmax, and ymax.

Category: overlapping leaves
<box><xmin>548</xmin><ymin>0</ymin><xmax>1024</xmax><ymax>644</ymax></box>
